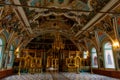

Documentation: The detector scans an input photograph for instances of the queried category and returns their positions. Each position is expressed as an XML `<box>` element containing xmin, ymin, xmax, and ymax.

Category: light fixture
<box><xmin>83</xmin><ymin>50</ymin><xmax>89</xmax><ymax>59</ymax></box>
<box><xmin>52</xmin><ymin>32</ymin><xmax>64</xmax><ymax>51</ymax></box>
<box><xmin>15</xmin><ymin>47</ymin><xmax>20</xmax><ymax>58</ymax></box>
<box><xmin>113</xmin><ymin>40</ymin><xmax>119</xmax><ymax>49</ymax></box>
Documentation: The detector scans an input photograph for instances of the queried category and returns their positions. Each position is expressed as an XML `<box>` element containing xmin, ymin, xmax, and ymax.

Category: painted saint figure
<box><xmin>107</xmin><ymin>53</ymin><xmax>112</xmax><ymax>65</ymax></box>
<box><xmin>94</xmin><ymin>56</ymin><xmax>97</xmax><ymax>65</ymax></box>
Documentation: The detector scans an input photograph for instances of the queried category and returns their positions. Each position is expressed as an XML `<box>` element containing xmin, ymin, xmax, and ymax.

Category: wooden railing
<box><xmin>0</xmin><ymin>69</ymin><xmax>13</xmax><ymax>79</ymax></box>
<box><xmin>92</xmin><ymin>69</ymin><xmax>120</xmax><ymax>79</ymax></box>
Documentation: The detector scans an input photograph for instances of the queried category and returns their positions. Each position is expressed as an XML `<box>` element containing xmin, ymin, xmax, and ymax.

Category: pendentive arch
<box><xmin>97</xmin><ymin>30</ymin><xmax>114</xmax><ymax>46</ymax></box>
<box><xmin>85</xmin><ymin>38</ymin><xmax>98</xmax><ymax>51</ymax></box>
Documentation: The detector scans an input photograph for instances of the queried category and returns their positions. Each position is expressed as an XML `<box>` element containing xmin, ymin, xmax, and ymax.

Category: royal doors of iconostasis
<box><xmin>46</xmin><ymin>51</ymin><xmax>59</xmax><ymax>72</ymax></box>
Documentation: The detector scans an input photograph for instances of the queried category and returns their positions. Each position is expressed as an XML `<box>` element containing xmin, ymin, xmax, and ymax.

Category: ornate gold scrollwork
<box><xmin>18</xmin><ymin>53</ymin><xmax>42</xmax><ymax>74</ymax></box>
<box><xmin>66</xmin><ymin>56</ymin><xmax>82</xmax><ymax>72</ymax></box>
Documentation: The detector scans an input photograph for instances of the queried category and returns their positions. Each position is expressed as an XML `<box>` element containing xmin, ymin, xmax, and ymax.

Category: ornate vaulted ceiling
<box><xmin>0</xmin><ymin>0</ymin><xmax>120</xmax><ymax>50</ymax></box>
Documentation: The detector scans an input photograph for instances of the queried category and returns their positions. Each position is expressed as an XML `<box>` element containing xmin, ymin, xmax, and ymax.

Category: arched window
<box><xmin>104</xmin><ymin>42</ymin><xmax>115</xmax><ymax>68</ymax></box>
<box><xmin>0</xmin><ymin>38</ymin><xmax>4</xmax><ymax>68</ymax></box>
<box><xmin>7</xmin><ymin>45</ymin><xmax>14</xmax><ymax>68</ymax></box>
<box><xmin>83</xmin><ymin>51</ymin><xmax>88</xmax><ymax>59</ymax></box>
<box><xmin>91</xmin><ymin>47</ymin><xmax>98</xmax><ymax>68</ymax></box>
<box><xmin>0</xmin><ymin>39</ymin><xmax>3</xmax><ymax>57</ymax></box>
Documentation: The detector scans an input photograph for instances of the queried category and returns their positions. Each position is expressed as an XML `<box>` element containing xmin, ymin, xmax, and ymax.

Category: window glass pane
<box><xmin>0</xmin><ymin>38</ymin><xmax>3</xmax><ymax>68</ymax></box>
<box><xmin>83</xmin><ymin>51</ymin><xmax>87</xmax><ymax>59</ymax></box>
<box><xmin>10</xmin><ymin>45</ymin><xmax>14</xmax><ymax>50</ymax></box>
<box><xmin>104</xmin><ymin>42</ymin><xmax>112</xmax><ymax>49</ymax></box>
<box><xmin>104</xmin><ymin>42</ymin><xmax>115</xmax><ymax>68</ymax></box>
<box><xmin>0</xmin><ymin>38</ymin><xmax>3</xmax><ymax>60</ymax></box>
<box><xmin>0</xmin><ymin>46</ymin><xmax>2</xmax><ymax>59</ymax></box>
<box><xmin>0</xmin><ymin>39</ymin><xmax>2</xmax><ymax>45</ymax></box>
<box><xmin>92</xmin><ymin>47</ymin><xmax>96</xmax><ymax>53</ymax></box>
<box><xmin>91</xmin><ymin>48</ymin><xmax>98</xmax><ymax>68</ymax></box>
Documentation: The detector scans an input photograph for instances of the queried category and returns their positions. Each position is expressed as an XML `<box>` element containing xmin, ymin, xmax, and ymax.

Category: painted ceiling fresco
<box><xmin>0</xmin><ymin>0</ymin><xmax>113</xmax><ymax>33</ymax></box>
<box><xmin>18</xmin><ymin>0</ymin><xmax>110</xmax><ymax>34</ymax></box>
<box><xmin>0</xmin><ymin>0</ymin><xmax>28</xmax><ymax>46</ymax></box>
<box><xmin>0</xmin><ymin>0</ymin><xmax>118</xmax><ymax>50</ymax></box>
<box><xmin>0</xmin><ymin>2</ymin><xmax>21</xmax><ymax>34</ymax></box>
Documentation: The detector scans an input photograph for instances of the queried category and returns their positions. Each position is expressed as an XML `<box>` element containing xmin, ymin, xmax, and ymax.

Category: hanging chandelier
<box><xmin>52</xmin><ymin>32</ymin><xmax>64</xmax><ymax>50</ymax></box>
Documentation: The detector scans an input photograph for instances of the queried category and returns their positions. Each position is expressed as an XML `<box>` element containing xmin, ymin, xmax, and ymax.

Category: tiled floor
<box><xmin>51</xmin><ymin>72</ymin><xmax>69</xmax><ymax>80</ymax></box>
<box><xmin>2</xmin><ymin>72</ymin><xmax>119</xmax><ymax>80</ymax></box>
<box><xmin>62</xmin><ymin>72</ymin><xmax>119</xmax><ymax>80</ymax></box>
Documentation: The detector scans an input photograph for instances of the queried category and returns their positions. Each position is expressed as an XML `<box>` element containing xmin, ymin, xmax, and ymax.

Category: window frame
<box><xmin>91</xmin><ymin>47</ymin><xmax>98</xmax><ymax>68</ymax></box>
<box><xmin>103</xmin><ymin>42</ymin><xmax>115</xmax><ymax>69</ymax></box>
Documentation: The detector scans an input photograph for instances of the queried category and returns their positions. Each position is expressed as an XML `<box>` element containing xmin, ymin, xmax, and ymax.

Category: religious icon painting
<box><xmin>104</xmin><ymin>49</ymin><xmax>115</xmax><ymax>68</ymax></box>
<box><xmin>94</xmin><ymin>56</ymin><xmax>97</xmax><ymax>65</ymax></box>
<box><xmin>107</xmin><ymin>53</ymin><xmax>112</xmax><ymax>65</ymax></box>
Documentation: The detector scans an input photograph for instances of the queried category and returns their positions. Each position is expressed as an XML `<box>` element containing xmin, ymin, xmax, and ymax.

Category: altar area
<box><xmin>13</xmin><ymin>48</ymin><xmax>91</xmax><ymax>74</ymax></box>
